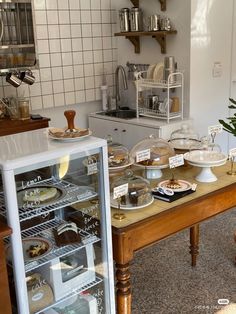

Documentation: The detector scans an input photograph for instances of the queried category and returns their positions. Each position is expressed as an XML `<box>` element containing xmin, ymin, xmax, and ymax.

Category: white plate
<box><xmin>158</xmin><ymin>179</ymin><xmax>192</xmax><ymax>192</ymax></box>
<box><xmin>109</xmin><ymin>158</ymin><xmax>134</xmax><ymax>172</ymax></box>
<box><xmin>184</xmin><ymin>150</ymin><xmax>227</xmax><ymax>166</ymax></box>
<box><xmin>48</xmin><ymin>130</ymin><xmax>92</xmax><ymax>142</ymax></box>
<box><xmin>110</xmin><ymin>196</ymin><xmax>154</xmax><ymax>211</ymax></box>
<box><xmin>153</xmin><ymin>62</ymin><xmax>164</xmax><ymax>81</ymax></box>
<box><xmin>169</xmin><ymin>138</ymin><xmax>201</xmax><ymax>151</ymax></box>
<box><xmin>146</xmin><ymin>64</ymin><xmax>156</xmax><ymax>79</ymax></box>
<box><xmin>6</xmin><ymin>237</ymin><xmax>53</xmax><ymax>262</ymax></box>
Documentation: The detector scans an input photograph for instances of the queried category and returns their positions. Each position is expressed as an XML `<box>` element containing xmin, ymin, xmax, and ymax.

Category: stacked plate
<box><xmin>147</xmin><ymin>62</ymin><xmax>164</xmax><ymax>81</ymax></box>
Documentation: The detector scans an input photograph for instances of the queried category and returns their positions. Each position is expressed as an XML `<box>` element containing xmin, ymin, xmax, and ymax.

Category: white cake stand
<box><xmin>134</xmin><ymin>163</ymin><xmax>169</xmax><ymax>180</ymax></box>
<box><xmin>184</xmin><ymin>151</ymin><xmax>227</xmax><ymax>182</ymax></box>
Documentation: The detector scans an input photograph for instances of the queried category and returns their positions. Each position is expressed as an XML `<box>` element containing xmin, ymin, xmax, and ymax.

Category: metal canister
<box><xmin>119</xmin><ymin>8</ymin><xmax>130</xmax><ymax>32</ymax></box>
<box><xmin>130</xmin><ymin>7</ymin><xmax>143</xmax><ymax>32</ymax></box>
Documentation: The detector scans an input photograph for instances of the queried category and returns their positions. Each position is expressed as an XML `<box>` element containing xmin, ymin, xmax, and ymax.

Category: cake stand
<box><xmin>184</xmin><ymin>151</ymin><xmax>227</xmax><ymax>182</ymax></box>
<box><xmin>134</xmin><ymin>163</ymin><xmax>169</xmax><ymax>179</ymax></box>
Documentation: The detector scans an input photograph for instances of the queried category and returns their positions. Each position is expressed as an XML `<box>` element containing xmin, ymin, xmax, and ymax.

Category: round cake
<box><xmin>23</xmin><ymin>187</ymin><xmax>58</xmax><ymax>203</ymax></box>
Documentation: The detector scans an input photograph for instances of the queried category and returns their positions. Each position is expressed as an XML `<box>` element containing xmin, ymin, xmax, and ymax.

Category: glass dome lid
<box><xmin>107</xmin><ymin>135</ymin><xmax>130</xmax><ymax>168</ymax></box>
<box><xmin>130</xmin><ymin>135</ymin><xmax>175</xmax><ymax>167</ymax></box>
<box><xmin>169</xmin><ymin>124</ymin><xmax>200</xmax><ymax>150</ymax></box>
<box><xmin>111</xmin><ymin>169</ymin><xmax>153</xmax><ymax>208</ymax></box>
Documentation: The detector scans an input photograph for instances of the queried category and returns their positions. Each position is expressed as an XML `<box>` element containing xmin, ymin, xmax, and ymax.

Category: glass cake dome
<box><xmin>169</xmin><ymin>124</ymin><xmax>200</xmax><ymax>150</ymax></box>
<box><xmin>107</xmin><ymin>135</ymin><xmax>131</xmax><ymax>169</ymax></box>
<box><xmin>130</xmin><ymin>135</ymin><xmax>175</xmax><ymax>179</ymax></box>
<box><xmin>110</xmin><ymin>169</ymin><xmax>153</xmax><ymax>209</ymax></box>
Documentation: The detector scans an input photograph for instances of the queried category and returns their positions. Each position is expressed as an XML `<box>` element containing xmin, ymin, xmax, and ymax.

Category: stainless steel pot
<box><xmin>130</xmin><ymin>7</ymin><xmax>143</xmax><ymax>31</ymax></box>
<box><xmin>119</xmin><ymin>8</ymin><xmax>130</xmax><ymax>32</ymax></box>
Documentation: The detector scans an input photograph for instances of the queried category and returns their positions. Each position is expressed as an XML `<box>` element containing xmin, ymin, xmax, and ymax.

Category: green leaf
<box><xmin>219</xmin><ymin>119</ymin><xmax>236</xmax><ymax>135</ymax></box>
<box><xmin>229</xmin><ymin>98</ymin><xmax>236</xmax><ymax>105</ymax></box>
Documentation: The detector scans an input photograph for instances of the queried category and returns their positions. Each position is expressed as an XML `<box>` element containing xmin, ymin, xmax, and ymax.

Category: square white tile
<box><xmin>91</xmin><ymin>11</ymin><xmax>101</xmax><ymax>24</ymax></box>
<box><xmin>61</xmin><ymin>39</ymin><xmax>72</xmax><ymax>52</ymax></box>
<box><xmin>81</xmin><ymin>11</ymin><xmax>91</xmax><ymax>24</ymax></box>
<box><xmin>39</xmin><ymin>54</ymin><xmax>51</xmax><ymax>68</ymax></box>
<box><xmin>69</xmin><ymin>0</ymin><xmax>80</xmax><ymax>10</ymax></box>
<box><xmin>64</xmin><ymin>79</ymin><xmax>75</xmax><ymax>92</ymax></box>
<box><xmin>58</xmin><ymin>0</ymin><xmax>69</xmax><ymax>10</ymax></box>
<box><xmin>58</xmin><ymin>10</ymin><xmax>70</xmax><ymax>24</ymax></box>
<box><xmin>35</xmin><ymin>11</ymin><xmax>47</xmax><ymax>24</ymax></box>
<box><xmin>51</xmin><ymin>67</ymin><xmax>63</xmax><ymax>80</ymax></box>
<box><xmin>83</xmin><ymin>51</ymin><xmax>93</xmax><ymax>64</ymax></box>
<box><xmin>30</xmin><ymin>96</ymin><xmax>43</xmax><ymax>110</ymax></box>
<box><xmin>47</xmin><ymin>11</ymin><xmax>59</xmax><ymax>24</ymax></box>
<box><xmin>53</xmin><ymin>80</ymin><xmax>64</xmax><ymax>93</ymax></box>
<box><xmin>70</xmin><ymin>11</ymin><xmax>81</xmax><ymax>24</ymax></box>
<box><xmin>74</xmin><ymin>78</ymin><xmax>85</xmax><ymax>90</ymax></box>
<box><xmin>72</xmin><ymin>38</ymin><xmax>82</xmax><ymax>51</ymax></box>
<box><xmin>48</xmin><ymin>25</ymin><xmax>60</xmax><ymax>38</ymax></box>
<box><xmin>75</xmin><ymin>90</ymin><xmax>85</xmax><ymax>103</ymax></box>
<box><xmin>101</xmin><ymin>10</ymin><xmax>110</xmax><ymax>23</ymax></box>
<box><xmin>102</xmin><ymin>23</ymin><xmax>112</xmax><ymax>36</ymax></box>
<box><xmin>29</xmin><ymin>83</ymin><xmax>42</xmax><ymax>97</ymax></box>
<box><xmin>36</xmin><ymin>25</ymin><xmax>48</xmax><ymax>39</ymax></box>
<box><xmin>103</xmin><ymin>49</ymin><xmax>112</xmax><ymax>62</ymax></box>
<box><xmin>101</xmin><ymin>0</ymin><xmax>110</xmax><ymax>9</ymax></box>
<box><xmin>62</xmin><ymin>52</ymin><xmax>73</xmax><ymax>65</ymax></box>
<box><xmin>80</xmin><ymin>0</ymin><xmax>91</xmax><ymax>10</ymax></box>
<box><xmin>43</xmin><ymin>95</ymin><xmax>54</xmax><ymax>108</ymax></box>
<box><xmin>85</xmin><ymin>89</ymin><xmax>95</xmax><ymax>102</ymax></box>
<box><xmin>72</xmin><ymin>52</ymin><xmax>83</xmax><ymax>64</ymax></box>
<box><xmin>93</xmin><ymin>37</ymin><xmax>103</xmax><ymax>50</ymax></box>
<box><xmin>74</xmin><ymin>65</ymin><xmax>84</xmax><ymax>77</ymax></box>
<box><xmin>93</xmin><ymin>50</ymin><xmax>103</xmax><ymax>63</ymax></box>
<box><xmin>34</xmin><ymin>0</ymin><xmax>46</xmax><ymax>10</ymax></box>
<box><xmin>71</xmin><ymin>25</ymin><xmax>82</xmax><ymax>38</ymax></box>
<box><xmin>102</xmin><ymin>36</ymin><xmax>112</xmax><ymax>49</ymax></box>
<box><xmin>59</xmin><ymin>25</ymin><xmax>71</xmax><ymax>38</ymax></box>
<box><xmin>63</xmin><ymin>66</ymin><xmax>74</xmax><ymax>79</ymax></box>
<box><xmin>92</xmin><ymin>24</ymin><xmax>102</xmax><ymax>37</ymax></box>
<box><xmin>40</xmin><ymin>68</ymin><xmax>52</xmax><ymax>81</ymax></box>
<box><xmin>84</xmin><ymin>64</ymin><xmax>94</xmax><ymax>77</ymax></box>
<box><xmin>82</xmin><ymin>24</ymin><xmax>92</xmax><ymax>37</ymax></box>
<box><xmin>82</xmin><ymin>38</ymin><xmax>93</xmax><ymax>50</ymax></box>
<box><xmin>91</xmin><ymin>0</ymin><xmax>101</xmax><ymax>10</ymax></box>
<box><xmin>46</xmin><ymin>0</ymin><xmax>58</xmax><ymax>10</ymax></box>
<box><xmin>54</xmin><ymin>93</ymin><xmax>65</xmax><ymax>107</ymax></box>
<box><xmin>65</xmin><ymin>92</ymin><xmax>75</xmax><ymax>105</ymax></box>
<box><xmin>49</xmin><ymin>39</ymin><xmax>61</xmax><ymax>53</ymax></box>
<box><xmin>85</xmin><ymin>76</ymin><xmax>95</xmax><ymax>89</ymax></box>
<box><xmin>50</xmin><ymin>53</ymin><xmax>62</xmax><ymax>67</ymax></box>
<box><xmin>41</xmin><ymin>81</ymin><xmax>53</xmax><ymax>95</ymax></box>
<box><xmin>37</xmin><ymin>40</ymin><xmax>49</xmax><ymax>54</ymax></box>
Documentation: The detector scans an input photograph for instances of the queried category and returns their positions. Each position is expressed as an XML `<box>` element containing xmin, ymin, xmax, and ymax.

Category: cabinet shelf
<box><xmin>114</xmin><ymin>30</ymin><xmax>177</xmax><ymax>54</ymax></box>
<box><xmin>129</xmin><ymin>0</ymin><xmax>167</xmax><ymax>11</ymax></box>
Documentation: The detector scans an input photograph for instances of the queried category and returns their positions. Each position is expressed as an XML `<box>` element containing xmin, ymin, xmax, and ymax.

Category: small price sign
<box><xmin>229</xmin><ymin>148</ymin><xmax>236</xmax><ymax>157</ymax></box>
<box><xmin>113</xmin><ymin>183</ymin><xmax>128</xmax><ymax>200</ymax></box>
<box><xmin>169</xmin><ymin>154</ymin><xmax>184</xmax><ymax>169</ymax></box>
<box><xmin>136</xmin><ymin>149</ymin><xmax>151</xmax><ymax>163</ymax></box>
<box><xmin>208</xmin><ymin>124</ymin><xmax>223</xmax><ymax>135</ymax></box>
<box><xmin>87</xmin><ymin>158</ymin><xmax>98</xmax><ymax>175</ymax></box>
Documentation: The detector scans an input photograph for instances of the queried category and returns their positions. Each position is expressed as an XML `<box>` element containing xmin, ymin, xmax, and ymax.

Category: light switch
<box><xmin>212</xmin><ymin>62</ymin><xmax>222</xmax><ymax>77</ymax></box>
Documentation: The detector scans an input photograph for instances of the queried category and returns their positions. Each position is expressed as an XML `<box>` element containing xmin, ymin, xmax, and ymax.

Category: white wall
<box><xmin>190</xmin><ymin>0</ymin><xmax>234</xmax><ymax>153</ymax></box>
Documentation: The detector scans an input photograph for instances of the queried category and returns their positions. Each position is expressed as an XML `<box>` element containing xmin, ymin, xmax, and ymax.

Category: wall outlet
<box><xmin>212</xmin><ymin>62</ymin><xmax>222</xmax><ymax>77</ymax></box>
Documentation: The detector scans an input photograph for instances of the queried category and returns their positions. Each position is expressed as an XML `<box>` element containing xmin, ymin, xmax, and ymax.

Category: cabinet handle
<box><xmin>122</xmin><ymin>129</ymin><xmax>126</xmax><ymax>132</ymax></box>
<box><xmin>114</xmin><ymin>128</ymin><xmax>118</xmax><ymax>131</ymax></box>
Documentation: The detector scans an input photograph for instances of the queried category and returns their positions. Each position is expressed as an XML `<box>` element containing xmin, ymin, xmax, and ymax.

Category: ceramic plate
<box><xmin>48</xmin><ymin>129</ymin><xmax>92</xmax><ymax>142</ymax></box>
<box><xmin>153</xmin><ymin>62</ymin><xmax>164</xmax><ymax>82</ymax></box>
<box><xmin>17</xmin><ymin>185</ymin><xmax>65</xmax><ymax>208</ymax></box>
<box><xmin>109</xmin><ymin>158</ymin><xmax>134</xmax><ymax>172</ymax></box>
<box><xmin>169</xmin><ymin>138</ymin><xmax>202</xmax><ymax>151</ymax></box>
<box><xmin>184</xmin><ymin>151</ymin><xmax>227</xmax><ymax>166</ymax></box>
<box><xmin>146</xmin><ymin>64</ymin><xmax>156</xmax><ymax>79</ymax></box>
<box><xmin>6</xmin><ymin>237</ymin><xmax>53</xmax><ymax>262</ymax></box>
<box><xmin>158</xmin><ymin>179</ymin><xmax>192</xmax><ymax>192</ymax></box>
<box><xmin>110</xmin><ymin>196</ymin><xmax>154</xmax><ymax>211</ymax></box>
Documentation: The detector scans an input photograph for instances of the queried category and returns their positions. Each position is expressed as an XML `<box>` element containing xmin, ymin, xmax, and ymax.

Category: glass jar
<box><xmin>111</xmin><ymin>169</ymin><xmax>153</xmax><ymax>208</ymax></box>
<box><xmin>18</xmin><ymin>99</ymin><xmax>30</xmax><ymax>120</ymax></box>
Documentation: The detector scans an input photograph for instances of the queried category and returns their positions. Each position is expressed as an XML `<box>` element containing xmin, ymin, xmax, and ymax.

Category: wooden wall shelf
<box><xmin>129</xmin><ymin>0</ymin><xmax>167</xmax><ymax>11</ymax></box>
<box><xmin>114</xmin><ymin>30</ymin><xmax>177</xmax><ymax>54</ymax></box>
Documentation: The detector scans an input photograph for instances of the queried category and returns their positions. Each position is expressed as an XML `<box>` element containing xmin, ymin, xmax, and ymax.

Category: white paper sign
<box><xmin>136</xmin><ymin>149</ymin><xmax>151</xmax><ymax>163</ymax></box>
<box><xmin>229</xmin><ymin>148</ymin><xmax>236</xmax><ymax>157</ymax></box>
<box><xmin>208</xmin><ymin>124</ymin><xmax>223</xmax><ymax>135</ymax></box>
<box><xmin>87</xmin><ymin>158</ymin><xmax>98</xmax><ymax>175</ymax></box>
<box><xmin>113</xmin><ymin>183</ymin><xmax>128</xmax><ymax>199</ymax></box>
<box><xmin>169</xmin><ymin>154</ymin><xmax>184</xmax><ymax>169</ymax></box>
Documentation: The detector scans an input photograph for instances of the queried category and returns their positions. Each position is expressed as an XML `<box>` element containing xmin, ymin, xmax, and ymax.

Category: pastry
<box><xmin>23</xmin><ymin>187</ymin><xmax>57</xmax><ymax>203</ymax></box>
<box><xmin>27</xmin><ymin>243</ymin><xmax>48</xmax><ymax>258</ymax></box>
<box><xmin>108</xmin><ymin>148</ymin><xmax>128</xmax><ymax>167</ymax></box>
<box><xmin>166</xmin><ymin>179</ymin><xmax>182</xmax><ymax>189</ymax></box>
<box><xmin>121</xmin><ymin>186</ymin><xmax>151</xmax><ymax>206</ymax></box>
<box><xmin>54</xmin><ymin>222</ymin><xmax>81</xmax><ymax>247</ymax></box>
<box><xmin>138</xmin><ymin>147</ymin><xmax>171</xmax><ymax>166</ymax></box>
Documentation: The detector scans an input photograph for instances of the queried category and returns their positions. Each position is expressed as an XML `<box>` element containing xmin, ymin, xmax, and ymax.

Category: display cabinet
<box><xmin>0</xmin><ymin>129</ymin><xmax>115</xmax><ymax>314</ymax></box>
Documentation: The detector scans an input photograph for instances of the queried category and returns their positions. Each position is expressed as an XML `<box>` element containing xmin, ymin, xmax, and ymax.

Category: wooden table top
<box><xmin>110</xmin><ymin>162</ymin><xmax>236</xmax><ymax>229</ymax></box>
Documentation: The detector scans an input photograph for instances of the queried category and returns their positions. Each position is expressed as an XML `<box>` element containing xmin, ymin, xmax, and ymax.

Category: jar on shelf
<box><xmin>18</xmin><ymin>99</ymin><xmax>30</xmax><ymax>120</ymax></box>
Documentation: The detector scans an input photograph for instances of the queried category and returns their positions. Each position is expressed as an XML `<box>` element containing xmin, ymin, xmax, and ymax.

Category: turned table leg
<box><xmin>116</xmin><ymin>262</ymin><xmax>131</xmax><ymax>314</ymax></box>
<box><xmin>190</xmin><ymin>224</ymin><xmax>199</xmax><ymax>267</ymax></box>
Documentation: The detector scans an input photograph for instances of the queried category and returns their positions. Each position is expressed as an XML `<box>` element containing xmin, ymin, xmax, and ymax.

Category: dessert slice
<box><xmin>54</xmin><ymin>222</ymin><xmax>81</xmax><ymax>247</ymax></box>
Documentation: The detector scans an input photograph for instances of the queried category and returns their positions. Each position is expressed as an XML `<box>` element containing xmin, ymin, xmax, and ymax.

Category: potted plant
<box><xmin>219</xmin><ymin>98</ymin><xmax>236</xmax><ymax>136</ymax></box>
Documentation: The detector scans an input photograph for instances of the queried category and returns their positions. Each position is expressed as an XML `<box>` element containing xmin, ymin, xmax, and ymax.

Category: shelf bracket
<box><xmin>126</xmin><ymin>36</ymin><xmax>140</xmax><ymax>53</ymax></box>
<box><xmin>153</xmin><ymin>35</ymin><xmax>166</xmax><ymax>54</ymax></box>
<box><xmin>159</xmin><ymin>0</ymin><xmax>166</xmax><ymax>11</ymax></box>
<box><xmin>130</xmin><ymin>0</ymin><xmax>139</xmax><ymax>6</ymax></box>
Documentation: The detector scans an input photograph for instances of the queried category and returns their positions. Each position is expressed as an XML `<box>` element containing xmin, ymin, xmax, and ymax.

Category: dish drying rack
<box><xmin>135</xmin><ymin>71</ymin><xmax>184</xmax><ymax>123</ymax></box>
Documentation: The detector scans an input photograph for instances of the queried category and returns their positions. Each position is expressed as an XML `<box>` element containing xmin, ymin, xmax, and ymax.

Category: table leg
<box><xmin>116</xmin><ymin>262</ymin><xmax>131</xmax><ymax>314</ymax></box>
<box><xmin>189</xmin><ymin>224</ymin><xmax>199</xmax><ymax>267</ymax></box>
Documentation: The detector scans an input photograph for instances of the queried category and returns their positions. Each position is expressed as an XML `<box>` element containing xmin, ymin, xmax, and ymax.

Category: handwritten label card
<box><xmin>208</xmin><ymin>124</ymin><xmax>223</xmax><ymax>135</ymax></box>
<box><xmin>169</xmin><ymin>154</ymin><xmax>184</xmax><ymax>169</ymax></box>
<box><xmin>113</xmin><ymin>183</ymin><xmax>128</xmax><ymax>199</ymax></box>
<box><xmin>136</xmin><ymin>149</ymin><xmax>151</xmax><ymax>163</ymax></box>
<box><xmin>229</xmin><ymin>148</ymin><xmax>236</xmax><ymax>157</ymax></box>
<box><xmin>87</xmin><ymin>157</ymin><xmax>98</xmax><ymax>175</ymax></box>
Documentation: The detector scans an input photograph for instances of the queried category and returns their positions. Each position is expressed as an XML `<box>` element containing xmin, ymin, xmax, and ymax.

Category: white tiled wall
<box><xmin>0</xmin><ymin>0</ymin><xmax>117</xmax><ymax>110</ymax></box>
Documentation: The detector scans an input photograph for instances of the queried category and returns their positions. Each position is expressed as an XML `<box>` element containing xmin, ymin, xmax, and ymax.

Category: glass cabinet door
<box><xmin>0</xmin><ymin>137</ymin><xmax>115</xmax><ymax>314</ymax></box>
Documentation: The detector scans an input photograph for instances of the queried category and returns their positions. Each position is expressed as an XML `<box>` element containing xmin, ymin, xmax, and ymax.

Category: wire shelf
<box><xmin>139</xmin><ymin>107</ymin><xmax>181</xmax><ymax>119</ymax></box>
<box><xmin>35</xmin><ymin>276</ymin><xmax>103</xmax><ymax>314</ymax></box>
<box><xmin>6</xmin><ymin>217</ymin><xmax>100</xmax><ymax>272</ymax></box>
<box><xmin>0</xmin><ymin>178</ymin><xmax>98</xmax><ymax>222</ymax></box>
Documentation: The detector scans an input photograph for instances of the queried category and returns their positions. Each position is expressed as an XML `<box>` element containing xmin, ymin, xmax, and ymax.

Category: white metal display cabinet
<box><xmin>0</xmin><ymin>129</ymin><xmax>115</xmax><ymax>314</ymax></box>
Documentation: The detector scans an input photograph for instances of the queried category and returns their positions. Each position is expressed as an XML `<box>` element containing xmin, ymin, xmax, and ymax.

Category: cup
<box><xmin>18</xmin><ymin>99</ymin><xmax>30</xmax><ymax>120</ymax></box>
<box><xmin>6</xmin><ymin>72</ymin><xmax>22</xmax><ymax>88</ymax></box>
<box><xmin>171</xmin><ymin>97</ymin><xmax>180</xmax><ymax>112</ymax></box>
<box><xmin>148</xmin><ymin>14</ymin><xmax>159</xmax><ymax>31</ymax></box>
<box><xmin>20</xmin><ymin>70</ymin><xmax>35</xmax><ymax>85</ymax></box>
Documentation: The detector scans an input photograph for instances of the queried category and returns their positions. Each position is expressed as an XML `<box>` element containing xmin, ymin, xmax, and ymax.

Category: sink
<box><xmin>97</xmin><ymin>109</ymin><xmax>137</xmax><ymax>119</ymax></box>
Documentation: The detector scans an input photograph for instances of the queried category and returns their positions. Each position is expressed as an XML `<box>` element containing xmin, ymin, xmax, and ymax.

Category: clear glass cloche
<box><xmin>111</xmin><ymin>170</ymin><xmax>153</xmax><ymax>207</ymax></box>
<box><xmin>130</xmin><ymin>135</ymin><xmax>175</xmax><ymax>167</ymax></box>
<box><xmin>107</xmin><ymin>135</ymin><xmax>130</xmax><ymax>168</ymax></box>
<box><xmin>169</xmin><ymin>124</ymin><xmax>200</xmax><ymax>150</ymax></box>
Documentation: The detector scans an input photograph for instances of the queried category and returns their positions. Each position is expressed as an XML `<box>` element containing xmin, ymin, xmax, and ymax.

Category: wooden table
<box><xmin>0</xmin><ymin>221</ymin><xmax>12</xmax><ymax>314</ymax></box>
<box><xmin>0</xmin><ymin>117</ymin><xmax>50</xmax><ymax>136</ymax></box>
<box><xmin>111</xmin><ymin>163</ymin><xmax>236</xmax><ymax>314</ymax></box>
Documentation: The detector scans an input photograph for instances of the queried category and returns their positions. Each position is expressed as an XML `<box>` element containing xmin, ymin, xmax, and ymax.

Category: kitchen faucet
<box><xmin>115</xmin><ymin>65</ymin><xmax>128</xmax><ymax>110</ymax></box>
